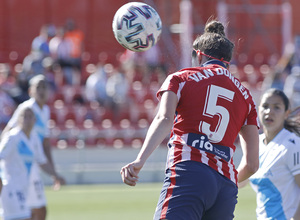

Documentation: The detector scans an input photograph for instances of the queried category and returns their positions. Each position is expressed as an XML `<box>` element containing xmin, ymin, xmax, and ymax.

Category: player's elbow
<box><xmin>246</xmin><ymin>160</ymin><xmax>259</xmax><ymax>175</ymax></box>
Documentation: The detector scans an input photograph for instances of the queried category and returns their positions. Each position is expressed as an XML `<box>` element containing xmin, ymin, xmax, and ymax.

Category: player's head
<box><xmin>18</xmin><ymin>107</ymin><xmax>36</xmax><ymax>132</ymax></box>
<box><xmin>29</xmin><ymin>74</ymin><xmax>49</xmax><ymax>105</ymax></box>
<box><xmin>192</xmin><ymin>20</ymin><xmax>234</xmax><ymax>67</ymax></box>
<box><xmin>259</xmin><ymin>88</ymin><xmax>292</xmax><ymax>134</ymax></box>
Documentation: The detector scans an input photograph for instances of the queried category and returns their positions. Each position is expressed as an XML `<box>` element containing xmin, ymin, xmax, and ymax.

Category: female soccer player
<box><xmin>120</xmin><ymin>20</ymin><xmax>259</xmax><ymax>220</ymax></box>
<box><xmin>0</xmin><ymin>107</ymin><xmax>61</xmax><ymax>220</ymax></box>
<box><xmin>248</xmin><ymin>89</ymin><xmax>300</xmax><ymax>220</ymax></box>
<box><xmin>1</xmin><ymin>75</ymin><xmax>65</xmax><ymax>220</ymax></box>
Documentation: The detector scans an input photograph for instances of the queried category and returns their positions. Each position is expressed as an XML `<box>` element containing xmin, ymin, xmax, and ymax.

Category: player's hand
<box><xmin>120</xmin><ymin>160</ymin><xmax>143</xmax><ymax>186</ymax></box>
<box><xmin>53</xmin><ymin>175</ymin><xmax>66</xmax><ymax>191</ymax></box>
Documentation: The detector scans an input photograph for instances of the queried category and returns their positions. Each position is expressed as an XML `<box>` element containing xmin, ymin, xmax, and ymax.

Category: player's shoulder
<box><xmin>285</xmin><ymin>132</ymin><xmax>300</xmax><ymax>146</ymax></box>
<box><xmin>281</xmin><ymin>129</ymin><xmax>299</xmax><ymax>149</ymax></box>
<box><xmin>14</xmin><ymin>98</ymin><xmax>35</xmax><ymax>113</ymax></box>
<box><xmin>2</xmin><ymin>127</ymin><xmax>22</xmax><ymax>143</ymax></box>
<box><xmin>20</xmin><ymin>98</ymin><xmax>35</xmax><ymax>107</ymax></box>
<box><xmin>8</xmin><ymin>127</ymin><xmax>21</xmax><ymax>136</ymax></box>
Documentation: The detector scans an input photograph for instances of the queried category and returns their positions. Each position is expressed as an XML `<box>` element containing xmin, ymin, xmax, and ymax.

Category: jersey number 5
<box><xmin>199</xmin><ymin>85</ymin><xmax>235</xmax><ymax>143</ymax></box>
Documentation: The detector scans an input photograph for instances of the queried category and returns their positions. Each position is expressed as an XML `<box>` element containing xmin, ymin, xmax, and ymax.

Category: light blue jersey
<box><xmin>250</xmin><ymin>129</ymin><xmax>300</xmax><ymax>220</ymax></box>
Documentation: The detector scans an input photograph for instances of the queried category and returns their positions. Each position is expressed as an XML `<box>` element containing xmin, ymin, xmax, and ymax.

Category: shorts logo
<box><xmin>187</xmin><ymin>133</ymin><xmax>231</xmax><ymax>162</ymax></box>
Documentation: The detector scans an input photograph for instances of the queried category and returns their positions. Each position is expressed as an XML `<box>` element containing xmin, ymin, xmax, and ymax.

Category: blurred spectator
<box><xmin>274</xmin><ymin>35</ymin><xmax>300</xmax><ymax>76</ymax></box>
<box><xmin>106</xmin><ymin>65</ymin><xmax>130</xmax><ymax>120</ymax></box>
<box><xmin>261</xmin><ymin>69</ymin><xmax>286</xmax><ymax>92</ymax></box>
<box><xmin>22</xmin><ymin>50</ymin><xmax>44</xmax><ymax>78</ymax></box>
<box><xmin>64</xmin><ymin>18</ymin><xmax>84</xmax><ymax>84</ymax></box>
<box><xmin>0</xmin><ymin>88</ymin><xmax>16</xmax><ymax>127</ymax></box>
<box><xmin>49</xmin><ymin>27</ymin><xmax>74</xmax><ymax>85</ymax></box>
<box><xmin>284</xmin><ymin>66</ymin><xmax>300</xmax><ymax>109</ymax></box>
<box><xmin>142</xmin><ymin>44</ymin><xmax>163</xmax><ymax>83</ymax></box>
<box><xmin>85</xmin><ymin>63</ymin><xmax>108</xmax><ymax>106</ymax></box>
<box><xmin>32</xmin><ymin>24</ymin><xmax>56</xmax><ymax>57</ymax></box>
<box><xmin>118</xmin><ymin>45</ymin><xmax>165</xmax><ymax>85</ymax></box>
<box><xmin>42</xmin><ymin>57</ymin><xmax>57</xmax><ymax>92</ymax></box>
<box><xmin>0</xmin><ymin>63</ymin><xmax>16</xmax><ymax>92</ymax></box>
<box><xmin>0</xmin><ymin>63</ymin><xmax>27</xmax><ymax>104</ymax></box>
<box><xmin>16</xmin><ymin>24</ymin><xmax>56</xmax><ymax>97</ymax></box>
<box><xmin>290</xmin><ymin>35</ymin><xmax>300</xmax><ymax>67</ymax></box>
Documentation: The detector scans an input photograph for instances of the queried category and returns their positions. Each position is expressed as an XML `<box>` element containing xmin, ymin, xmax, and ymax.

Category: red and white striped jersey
<box><xmin>157</xmin><ymin>61</ymin><xmax>259</xmax><ymax>185</ymax></box>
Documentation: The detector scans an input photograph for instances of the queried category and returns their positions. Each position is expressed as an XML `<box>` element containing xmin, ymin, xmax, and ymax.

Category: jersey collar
<box><xmin>201</xmin><ymin>59</ymin><xmax>227</xmax><ymax>68</ymax></box>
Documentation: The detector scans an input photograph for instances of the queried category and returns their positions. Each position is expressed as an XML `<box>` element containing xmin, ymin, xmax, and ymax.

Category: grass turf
<box><xmin>45</xmin><ymin>183</ymin><xmax>256</xmax><ymax>220</ymax></box>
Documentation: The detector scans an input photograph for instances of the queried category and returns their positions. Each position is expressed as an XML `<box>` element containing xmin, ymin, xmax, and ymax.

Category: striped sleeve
<box><xmin>157</xmin><ymin>72</ymin><xmax>184</xmax><ymax>101</ymax></box>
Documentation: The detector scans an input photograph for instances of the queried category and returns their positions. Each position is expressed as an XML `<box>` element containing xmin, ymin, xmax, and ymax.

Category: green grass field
<box><xmin>45</xmin><ymin>183</ymin><xmax>256</xmax><ymax>220</ymax></box>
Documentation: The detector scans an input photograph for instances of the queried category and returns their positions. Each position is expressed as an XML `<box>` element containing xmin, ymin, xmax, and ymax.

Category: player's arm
<box><xmin>121</xmin><ymin>91</ymin><xmax>177</xmax><ymax>186</ymax></box>
<box><xmin>43</xmin><ymin>137</ymin><xmax>54</xmax><ymax>166</ymax></box>
<box><xmin>291</xmin><ymin>174</ymin><xmax>300</xmax><ymax>220</ymax></box>
<box><xmin>40</xmin><ymin>161</ymin><xmax>65</xmax><ymax>190</ymax></box>
<box><xmin>0</xmin><ymin>136</ymin><xmax>15</xmax><ymax>194</ymax></box>
<box><xmin>236</xmin><ymin>125</ymin><xmax>259</xmax><ymax>183</ymax></box>
<box><xmin>42</xmin><ymin>137</ymin><xmax>66</xmax><ymax>189</ymax></box>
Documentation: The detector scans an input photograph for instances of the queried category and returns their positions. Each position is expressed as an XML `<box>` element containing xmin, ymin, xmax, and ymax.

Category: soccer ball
<box><xmin>112</xmin><ymin>2</ymin><xmax>162</xmax><ymax>52</ymax></box>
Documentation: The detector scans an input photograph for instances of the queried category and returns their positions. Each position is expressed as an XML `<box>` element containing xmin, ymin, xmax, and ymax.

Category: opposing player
<box><xmin>120</xmin><ymin>20</ymin><xmax>259</xmax><ymax>220</ymax></box>
<box><xmin>1</xmin><ymin>74</ymin><xmax>65</xmax><ymax>220</ymax></box>
<box><xmin>246</xmin><ymin>89</ymin><xmax>300</xmax><ymax>220</ymax></box>
<box><xmin>0</xmin><ymin>107</ymin><xmax>61</xmax><ymax>220</ymax></box>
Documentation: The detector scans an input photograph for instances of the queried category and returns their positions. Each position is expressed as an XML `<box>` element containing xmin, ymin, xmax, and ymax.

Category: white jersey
<box><xmin>250</xmin><ymin>129</ymin><xmax>300</xmax><ymax>220</ymax></box>
<box><xmin>0</xmin><ymin>127</ymin><xmax>47</xmax><ymax>186</ymax></box>
<box><xmin>6</xmin><ymin>98</ymin><xmax>50</xmax><ymax>208</ymax></box>
<box><xmin>0</xmin><ymin>127</ymin><xmax>47</xmax><ymax>219</ymax></box>
<box><xmin>8</xmin><ymin>98</ymin><xmax>50</xmax><ymax>141</ymax></box>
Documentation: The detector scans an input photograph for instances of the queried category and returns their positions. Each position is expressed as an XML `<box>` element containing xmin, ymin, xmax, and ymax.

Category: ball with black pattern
<box><xmin>112</xmin><ymin>2</ymin><xmax>162</xmax><ymax>52</ymax></box>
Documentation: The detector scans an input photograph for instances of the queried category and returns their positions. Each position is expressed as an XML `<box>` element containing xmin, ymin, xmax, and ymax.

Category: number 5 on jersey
<box><xmin>199</xmin><ymin>85</ymin><xmax>235</xmax><ymax>143</ymax></box>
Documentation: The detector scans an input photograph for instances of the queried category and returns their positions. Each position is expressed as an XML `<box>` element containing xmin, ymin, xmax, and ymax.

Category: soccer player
<box><xmin>0</xmin><ymin>107</ymin><xmax>61</xmax><ymax>220</ymax></box>
<box><xmin>247</xmin><ymin>89</ymin><xmax>300</xmax><ymax>220</ymax></box>
<box><xmin>1</xmin><ymin>74</ymin><xmax>65</xmax><ymax>220</ymax></box>
<box><xmin>120</xmin><ymin>20</ymin><xmax>259</xmax><ymax>220</ymax></box>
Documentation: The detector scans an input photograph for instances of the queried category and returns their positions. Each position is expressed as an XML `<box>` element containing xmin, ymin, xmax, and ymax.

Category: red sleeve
<box><xmin>245</xmin><ymin>98</ymin><xmax>260</xmax><ymax>129</ymax></box>
<box><xmin>157</xmin><ymin>73</ymin><xmax>182</xmax><ymax>101</ymax></box>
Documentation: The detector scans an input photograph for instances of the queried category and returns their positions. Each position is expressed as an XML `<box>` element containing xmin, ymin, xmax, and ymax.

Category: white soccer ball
<box><xmin>112</xmin><ymin>2</ymin><xmax>162</xmax><ymax>52</ymax></box>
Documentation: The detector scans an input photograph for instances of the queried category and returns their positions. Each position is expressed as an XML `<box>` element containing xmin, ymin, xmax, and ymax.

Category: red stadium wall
<box><xmin>0</xmin><ymin>0</ymin><xmax>299</xmax><ymax>69</ymax></box>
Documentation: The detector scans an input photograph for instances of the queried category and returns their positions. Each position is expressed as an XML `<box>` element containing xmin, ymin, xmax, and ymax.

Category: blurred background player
<box><xmin>0</xmin><ymin>107</ymin><xmax>61</xmax><ymax>220</ymax></box>
<box><xmin>240</xmin><ymin>89</ymin><xmax>300</xmax><ymax>220</ymax></box>
<box><xmin>1</xmin><ymin>75</ymin><xmax>65</xmax><ymax>220</ymax></box>
<box><xmin>121</xmin><ymin>20</ymin><xmax>259</xmax><ymax>220</ymax></box>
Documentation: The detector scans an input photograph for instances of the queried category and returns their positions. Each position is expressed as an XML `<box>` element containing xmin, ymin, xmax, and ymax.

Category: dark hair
<box><xmin>262</xmin><ymin>88</ymin><xmax>300</xmax><ymax>136</ymax></box>
<box><xmin>192</xmin><ymin>20</ymin><xmax>234</xmax><ymax>63</ymax></box>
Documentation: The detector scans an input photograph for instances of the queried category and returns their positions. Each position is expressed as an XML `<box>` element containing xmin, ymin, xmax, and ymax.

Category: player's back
<box><xmin>157</xmin><ymin>61</ymin><xmax>259</xmax><ymax>184</ymax></box>
<box><xmin>169</xmin><ymin>62</ymin><xmax>257</xmax><ymax>149</ymax></box>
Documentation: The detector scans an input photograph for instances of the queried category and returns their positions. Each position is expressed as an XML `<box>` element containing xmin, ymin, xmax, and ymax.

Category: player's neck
<box><xmin>35</xmin><ymin>99</ymin><xmax>45</xmax><ymax>109</ymax></box>
<box><xmin>263</xmin><ymin>127</ymin><xmax>283</xmax><ymax>145</ymax></box>
<box><xmin>22</xmin><ymin>129</ymin><xmax>31</xmax><ymax>138</ymax></box>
